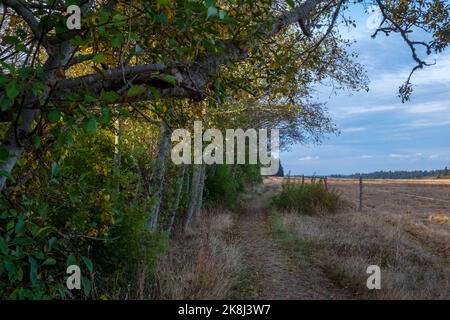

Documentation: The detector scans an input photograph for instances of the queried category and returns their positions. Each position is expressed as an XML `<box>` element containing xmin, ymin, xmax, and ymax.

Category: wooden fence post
<box><xmin>302</xmin><ymin>175</ymin><xmax>305</xmax><ymax>185</ymax></box>
<box><xmin>359</xmin><ymin>175</ymin><xmax>363</xmax><ymax>212</ymax></box>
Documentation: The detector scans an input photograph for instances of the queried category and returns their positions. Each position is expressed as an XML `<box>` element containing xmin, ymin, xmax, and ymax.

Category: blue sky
<box><xmin>281</xmin><ymin>6</ymin><xmax>450</xmax><ymax>176</ymax></box>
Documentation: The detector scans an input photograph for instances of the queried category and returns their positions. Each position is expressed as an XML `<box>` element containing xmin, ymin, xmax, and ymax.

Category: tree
<box><xmin>1</xmin><ymin>0</ymin><xmax>449</xmax><ymax>299</ymax></box>
<box><xmin>275</xmin><ymin>161</ymin><xmax>285</xmax><ymax>177</ymax></box>
<box><xmin>0</xmin><ymin>0</ymin><xmax>448</xmax><ymax>193</ymax></box>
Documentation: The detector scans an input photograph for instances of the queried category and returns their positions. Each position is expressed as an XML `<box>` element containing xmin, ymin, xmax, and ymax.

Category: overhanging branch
<box><xmin>2</xmin><ymin>0</ymin><xmax>43</xmax><ymax>40</ymax></box>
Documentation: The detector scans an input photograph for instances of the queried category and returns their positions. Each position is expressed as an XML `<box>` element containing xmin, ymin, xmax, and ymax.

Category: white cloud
<box><xmin>342</xmin><ymin>127</ymin><xmax>366</xmax><ymax>133</ymax></box>
<box><xmin>429</xmin><ymin>154</ymin><xmax>439</xmax><ymax>159</ymax></box>
<box><xmin>299</xmin><ymin>156</ymin><xmax>320</xmax><ymax>161</ymax></box>
<box><xmin>370</xmin><ymin>52</ymin><xmax>450</xmax><ymax>94</ymax></box>
<box><xmin>408</xmin><ymin>119</ymin><xmax>450</xmax><ymax>128</ymax></box>
<box><xmin>360</xmin><ymin>154</ymin><xmax>372</xmax><ymax>159</ymax></box>
<box><xmin>341</xmin><ymin>104</ymin><xmax>397</xmax><ymax>115</ymax></box>
<box><xmin>413</xmin><ymin>54</ymin><xmax>450</xmax><ymax>87</ymax></box>
<box><xmin>338</xmin><ymin>99</ymin><xmax>449</xmax><ymax>118</ymax></box>
<box><xmin>389</xmin><ymin>153</ymin><xmax>410</xmax><ymax>158</ymax></box>
<box><xmin>408</xmin><ymin>102</ymin><xmax>449</xmax><ymax>114</ymax></box>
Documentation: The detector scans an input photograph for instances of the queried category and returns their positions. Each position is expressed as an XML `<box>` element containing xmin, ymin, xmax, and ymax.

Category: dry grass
<box><xmin>152</xmin><ymin>209</ymin><xmax>242</xmax><ymax>300</ymax></box>
<box><xmin>277</xmin><ymin>209</ymin><xmax>450</xmax><ymax>299</ymax></box>
<box><xmin>269</xmin><ymin>177</ymin><xmax>450</xmax><ymax>299</ymax></box>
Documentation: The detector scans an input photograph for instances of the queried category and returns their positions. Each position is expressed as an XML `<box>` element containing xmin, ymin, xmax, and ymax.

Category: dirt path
<box><xmin>237</xmin><ymin>178</ymin><xmax>350</xmax><ymax>300</ymax></box>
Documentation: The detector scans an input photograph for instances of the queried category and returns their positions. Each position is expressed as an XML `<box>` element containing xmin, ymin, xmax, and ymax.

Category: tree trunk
<box><xmin>183</xmin><ymin>164</ymin><xmax>202</xmax><ymax>232</ymax></box>
<box><xmin>185</xmin><ymin>165</ymin><xmax>191</xmax><ymax>195</ymax></box>
<box><xmin>0</xmin><ymin>42</ymin><xmax>74</xmax><ymax>192</ymax></box>
<box><xmin>147</xmin><ymin>121</ymin><xmax>171</xmax><ymax>230</ymax></box>
<box><xmin>166</xmin><ymin>164</ymin><xmax>186</xmax><ymax>235</ymax></box>
<box><xmin>113</xmin><ymin>116</ymin><xmax>123</xmax><ymax>192</ymax></box>
<box><xmin>195</xmin><ymin>164</ymin><xmax>207</xmax><ymax>218</ymax></box>
<box><xmin>0</xmin><ymin>1</ymin><xmax>96</xmax><ymax>192</ymax></box>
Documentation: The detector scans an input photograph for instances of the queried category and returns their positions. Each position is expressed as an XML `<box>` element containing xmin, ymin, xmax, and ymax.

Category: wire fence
<box><xmin>284</xmin><ymin>175</ymin><xmax>450</xmax><ymax>213</ymax></box>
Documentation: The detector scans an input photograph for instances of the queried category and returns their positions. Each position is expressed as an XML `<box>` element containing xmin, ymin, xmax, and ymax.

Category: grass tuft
<box><xmin>271</xmin><ymin>181</ymin><xmax>344</xmax><ymax>215</ymax></box>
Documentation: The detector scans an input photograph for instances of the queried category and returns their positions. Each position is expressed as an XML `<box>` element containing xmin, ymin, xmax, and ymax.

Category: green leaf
<box><xmin>48</xmin><ymin>110</ymin><xmax>61</xmax><ymax>123</ymax></box>
<box><xmin>13</xmin><ymin>237</ymin><xmax>33</xmax><ymax>245</ymax></box>
<box><xmin>6</xmin><ymin>220</ymin><xmax>14</xmax><ymax>232</ymax></box>
<box><xmin>157</xmin><ymin>0</ymin><xmax>169</xmax><ymax>6</ymax></box>
<box><xmin>5</xmin><ymin>261</ymin><xmax>17</xmax><ymax>278</ymax></box>
<box><xmin>6</xmin><ymin>80</ymin><xmax>19</xmax><ymax>100</ymax></box>
<box><xmin>0</xmin><ymin>148</ymin><xmax>9</xmax><ymax>162</ymax></box>
<box><xmin>159</xmin><ymin>75</ymin><xmax>177</xmax><ymax>86</ymax></box>
<box><xmin>0</xmin><ymin>75</ymin><xmax>8</xmax><ymax>86</ymax></box>
<box><xmin>83</xmin><ymin>118</ymin><xmax>97</xmax><ymax>134</ymax></box>
<box><xmin>286</xmin><ymin>0</ymin><xmax>295</xmax><ymax>8</ymax></box>
<box><xmin>111</xmin><ymin>33</ymin><xmax>123</xmax><ymax>48</ymax></box>
<box><xmin>127</xmin><ymin>85</ymin><xmax>146</xmax><ymax>97</ymax></box>
<box><xmin>29</xmin><ymin>257</ymin><xmax>38</xmax><ymax>286</ymax></box>
<box><xmin>82</xmin><ymin>276</ymin><xmax>91</xmax><ymax>297</ymax></box>
<box><xmin>0</xmin><ymin>237</ymin><xmax>9</xmax><ymax>255</ymax></box>
<box><xmin>100</xmin><ymin>107</ymin><xmax>112</xmax><ymax>125</ymax></box>
<box><xmin>153</xmin><ymin>13</ymin><xmax>168</xmax><ymax>24</ymax></box>
<box><xmin>69</xmin><ymin>194</ymin><xmax>80</xmax><ymax>203</ymax></box>
<box><xmin>71</xmin><ymin>35</ymin><xmax>86</xmax><ymax>46</ymax></box>
<box><xmin>101</xmin><ymin>90</ymin><xmax>120</xmax><ymax>103</ymax></box>
<box><xmin>205</xmin><ymin>0</ymin><xmax>215</xmax><ymax>8</ymax></box>
<box><xmin>66</xmin><ymin>134</ymin><xmax>74</xmax><ymax>146</ymax></box>
<box><xmin>33</xmin><ymin>136</ymin><xmax>42</xmax><ymax>149</ymax></box>
<box><xmin>84</xmin><ymin>94</ymin><xmax>97</xmax><ymax>103</ymax></box>
<box><xmin>48</xmin><ymin>237</ymin><xmax>57</xmax><ymax>251</ymax></box>
<box><xmin>92</xmin><ymin>53</ymin><xmax>107</xmax><ymax>64</ymax></box>
<box><xmin>35</xmin><ymin>226</ymin><xmax>55</xmax><ymax>238</ymax></box>
<box><xmin>66</xmin><ymin>255</ymin><xmax>76</xmax><ymax>267</ymax></box>
<box><xmin>82</xmin><ymin>256</ymin><xmax>94</xmax><ymax>273</ymax></box>
<box><xmin>135</xmin><ymin>44</ymin><xmax>143</xmax><ymax>54</ymax></box>
<box><xmin>0</xmin><ymin>171</ymin><xmax>15</xmax><ymax>183</ymax></box>
<box><xmin>207</xmin><ymin>6</ymin><xmax>218</xmax><ymax>18</ymax></box>
<box><xmin>112</xmin><ymin>14</ymin><xmax>127</xmax><ymax>25</ymax></box>
<box><xmin>149</xmin><ymin>86</ymin><xmax>160</xmax><ymax>100</ymax></box>
<box><xmin>34</xmin><ymin>251</ymin><xmax>45</xmax><ymax>260</ymax></box>
<box><xmin>15</xmin><ymin>217</ymin><xmax>25</xmax><ymax>235</ymax></box>
<box><xmin>51</xmin><ymin>162</ymin><xmax>59</xmax><ymax>178</ymax></box>
<box><xmin>0</xmin><ymin>97</ymin><xmax>13</xmax><ymax>111</ymax></box>
<box><xmin>42</xmin><ymin>258</ymin><xmax>56</xmax><ymax>266</ymax></box>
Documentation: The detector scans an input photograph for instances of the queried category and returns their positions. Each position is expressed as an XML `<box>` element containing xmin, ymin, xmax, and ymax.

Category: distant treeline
<box><xmin>329</xmin><ymin>167</ymin><xmax>450</xmax><ymax>179</ymax></box>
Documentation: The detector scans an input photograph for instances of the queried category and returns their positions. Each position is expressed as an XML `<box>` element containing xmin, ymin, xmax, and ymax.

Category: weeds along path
<box><xmin>237</xmin><ymin>178</ymin><xmax>350</xmax><ymax>300</ymax></box>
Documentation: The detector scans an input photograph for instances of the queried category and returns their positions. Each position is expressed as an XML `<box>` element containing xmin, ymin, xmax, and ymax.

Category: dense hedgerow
<box><xmin>0</xmin><ymin>126</ymin><xmax>262</xmax><ymax>299</ymax></box>
<box><xmin>0</xmin><ymin>127</ymin><xmax>167</xmax><ymax>299</ymax></box>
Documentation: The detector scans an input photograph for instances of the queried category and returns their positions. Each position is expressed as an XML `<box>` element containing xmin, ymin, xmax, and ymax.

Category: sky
<box><xmin>281</xmin><ymin>5</ymin><xmax>450</xmax><ymax>176</ymax></box>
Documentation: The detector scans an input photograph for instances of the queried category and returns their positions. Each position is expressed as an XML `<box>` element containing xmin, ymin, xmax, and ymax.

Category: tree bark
<box><xmin>113</xmin><ymin>116</ymin><xmax>123</xmax><ymax>192</ymax></box>
<box><xmin>166</xmin><ymin>164</ymin><xmax>186</xmax><ymax>235</ymax></box>
<box><xmin>147</xmin><ymin>121</ymin><xmax>171</xmax><ymax>231</ymax></box>
<box><xmin>183</xmin><ymin>164</ymin><xmax>202</xmax><ymax>232</ymax></box>
<box><xmin>0</xmin><ymin>42</ymin><xmax>74</xmax><ymax>191</ymax></box>
<box><xmin>195</xmin><ymin>164</ymin><xmax>207</xmax><ymax>218</ymax></box>
<box><xmin>3</xmin><ymin>0</ymin><xmax>327</xmax><ymax>106</ymax></box>
<box><xmin>0</xmin><ymin>2</ymin><xmax>98</xmax><ymax>192</ymax></box>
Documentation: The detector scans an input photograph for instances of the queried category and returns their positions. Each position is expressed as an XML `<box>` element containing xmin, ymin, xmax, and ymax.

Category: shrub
<box><xmin>271</xmin><ymin>182</ymin><xmax>343</xmax><ymax>215</ymax></box>
<box><xmin>0</xmin><ymin>208</ymin><xmax>65</xmax><ymax>299</ymax></box>
<box><xmin>0</xmin><ymin>128</ymin><xmax>167</xmax><ymax>299</ymax></box>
